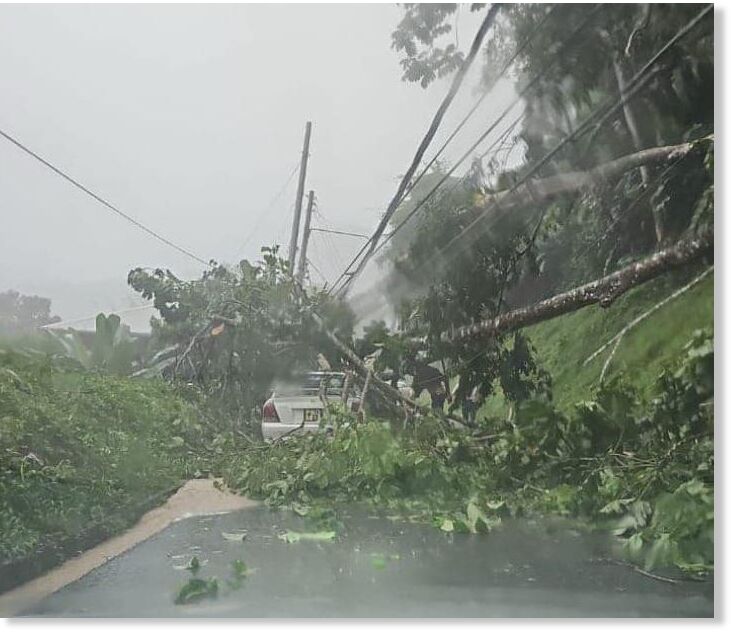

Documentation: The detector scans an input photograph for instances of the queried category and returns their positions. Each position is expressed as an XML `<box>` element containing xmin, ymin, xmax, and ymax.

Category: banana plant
<box><xmin>47</xmin><ymin>313</ymin><xmax>138</xmax><ymax>375</ymax></box>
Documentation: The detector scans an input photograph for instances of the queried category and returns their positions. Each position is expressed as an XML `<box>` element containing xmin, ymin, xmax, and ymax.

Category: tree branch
<box><xmin>441</xmin><ymin>231</ymin><xmax>713</xmax><ymax>343</ymax></box>
<box><xmin>309</xmin><ymin>311</ymin><xmax>468</xmax><ymax>428</ymax></box>
<box><xmin>347</xmin><ymin>4</ymin><xmax>503</xmax><ymax>288</ymax></box>
<box><xmin>584</xmin><ymin>265</ymin><xmax>713</xmax><ymax>368</ymax></box>
<box><xmin>476</xmin><ymin>138</ymin><xmax>711</xmax><ymax>216</ymax></box>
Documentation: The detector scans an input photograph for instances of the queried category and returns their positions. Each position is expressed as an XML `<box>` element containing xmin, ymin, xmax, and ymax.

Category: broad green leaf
<box><xmin>174</xmin><ymin>577</ymin><xmax>218</xmax><ymax>605</ymax></box>
<box><xmin>278</xmin><ymin>530</ymin><xmax>336</xmax><ymax>544</ymax></box>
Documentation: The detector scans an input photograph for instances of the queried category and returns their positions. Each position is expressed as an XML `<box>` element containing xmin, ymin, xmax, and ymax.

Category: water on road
<box><xmin>19</xmin><ymin>505</ymin><xmax>713</xmax><ymax>618</ymax></box>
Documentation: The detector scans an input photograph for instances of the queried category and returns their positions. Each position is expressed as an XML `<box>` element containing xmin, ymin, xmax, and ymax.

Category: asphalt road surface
<box><xmin>21</xmin><ymin>506</ymin><xmax>713</xmax><ymax>618</ymax></box>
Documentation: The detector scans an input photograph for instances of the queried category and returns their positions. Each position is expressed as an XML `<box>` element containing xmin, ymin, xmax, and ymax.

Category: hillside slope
<box><xmin>481</xmin><ymin>265</ymin><xmax>714</xmax><ymax>416</ymax></box>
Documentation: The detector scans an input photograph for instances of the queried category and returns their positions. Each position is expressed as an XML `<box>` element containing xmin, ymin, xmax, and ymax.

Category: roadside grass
<box><xmin>0</xmin><ymin>346</ymin><xmax>210</xmax><ymax>570</ymax></box>
<box><xmin>480</xmin><ymin>266</ymin><xmax>714</xmax><ymax>418</ymax></box>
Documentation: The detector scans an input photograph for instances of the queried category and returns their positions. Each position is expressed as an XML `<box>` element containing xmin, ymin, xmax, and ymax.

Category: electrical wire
<box><xmin>39</xmin><ymin>303</ymin><xmax>156</xmax><ymax>329</ymax></box>
<box><xmin>437</xmin><ymin>2</ymin><xmax>713</xmax><ymax>258</ymax></box>
<box><xmin>236</xmin><ymin>161</ymin><xmax>300</xmax><ymax>257</ymax></box>
<box><xmin>0</xmin><ymin>127</ymin><xmax>210</xmax><ymax>267</ymax></box>
<box><xmin>345</xmin><ymin>5</ymin><xmax>503</xmax><ymax>287</ymax></box>
<box><xmin>400</xmin><ymin>4</ymin><xmax>559</xmax><ymax>205</ymax></box>
<box><xmin>332</xmin><ymin>4</ymin><xmax>604</xmax><ymax>297</ymax></box>
<box><xmin>373</xmin><ymin>108</ymin><xmax>526</xmax><ymax>259</ymax></box>
<box><xmin>333</xmin><ymin>3</ymin><xmax>712</xmax><ymax>320</ymax></box>
<box><xmin>306</xmin><ymin>257</ymin><xmax>329</xmax><ymax>287</ymax></box>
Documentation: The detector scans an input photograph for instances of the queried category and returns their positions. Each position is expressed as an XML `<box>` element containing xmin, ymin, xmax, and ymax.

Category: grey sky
<box><xmin>0</xmin><ymin>3</ymin><xmax>518</xmax><ymax>329</ymax></box>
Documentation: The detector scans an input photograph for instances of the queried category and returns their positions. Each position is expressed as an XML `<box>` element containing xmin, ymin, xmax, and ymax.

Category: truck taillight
<box><xmin>262</xmin><ymin>399</ymin><xmax>280</xmax><ymax>422</ymax></box>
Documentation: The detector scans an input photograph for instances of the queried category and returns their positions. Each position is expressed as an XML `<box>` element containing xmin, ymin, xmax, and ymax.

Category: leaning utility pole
<box><xmin>288</xmin><ymin>121</ymin><xmax>312</xmax><ymax>271</ymax></box>
<box><xmin>296</xmin><ymin>190</ymin><xmax>315</xmax><ymax>282</ymax></box>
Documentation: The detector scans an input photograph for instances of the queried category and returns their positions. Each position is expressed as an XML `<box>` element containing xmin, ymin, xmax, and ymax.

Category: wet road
<box><xmin>21</xmin><ymin>506</ymin><xmax>713</xmax><ymax>617</ymax></box>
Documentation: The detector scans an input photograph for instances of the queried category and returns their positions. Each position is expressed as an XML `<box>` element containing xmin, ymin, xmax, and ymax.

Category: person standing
<box><xmin>409</xmin><ymin>359</ymin><xmax>452</xmax><ymax>413</ymax></box>
<box><xmin>462</xmin><ymin>385</ymin><xmax>482</xmax><ymax>424</ymax></box>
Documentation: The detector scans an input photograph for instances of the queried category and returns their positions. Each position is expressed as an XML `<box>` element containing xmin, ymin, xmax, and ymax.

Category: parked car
<box><xmin>261</xmin><ymin>371</ymin><xmax>360</xmax><ymax>440</ymax></box>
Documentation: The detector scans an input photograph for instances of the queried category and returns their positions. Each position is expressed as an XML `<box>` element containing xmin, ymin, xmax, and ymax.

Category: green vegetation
<box><xmin>220</xmin><ymin>327</ymin><xmax>713</xmax><ymax>574</ymax></box>
<box><xmin>0</xmin><ymin>346</ymin><xmax>211</xmax><ymax>561</ymax></box>
<box><xmin>127</xmin><ymin>245</ymin><xmax>355</xmax><ymax>424</ymax></box>
<box><xmin>482</xmin><ymin>268</ymin><xmax>713</xmax><ymax>417</ymax></box>
<box><xmin>0</xmin><ymin>3</ymin><xmax>714</xmax><ymax>596</ymax></box>
<box><xmin>174</xmin><ymin>577</ymin><xmax>219</xmax><ymax>605</ymax></box>
<box><xmin>46</xmin><ymin>312</ymin><xmax>142</xmax><ymax>376</ymax></box>
<box><xmin>173</xmin><ymin>556</ymin><xmax>253</xmax><ymax>605</ymax></box>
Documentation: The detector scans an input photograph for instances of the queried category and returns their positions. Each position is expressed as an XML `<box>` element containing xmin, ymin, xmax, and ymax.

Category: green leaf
<box><xmin>231</xmin><ymin>559</ymin><xmax>248</xmax><ymax>578</ymax></box>
<box><xmin>439</xmin><ymin>518</ymin><xmax>454</xmax><ymax>533</ymax></box>
<box><xmin>644</xmin><ymin>534</ymin><xmax>674</xmax><ymax>570</ymax></box>
<box><xmin>291</xmin><ymin>502</ymin><xmax>310</xmax><ymax>516</ymax></box>
<box><xmin>626</xmin><ymin>533</ymin><xmax>644</xmax><ymax>558</ymax></box>
<box><xmin>168</xmin><ymin>436</ymin><xmax>185</xmax><ymax>448</ymax></box>
<box><xmin>277</xmin><ymin>530</ymin><xmax>336</xmax><ymax>544</ymax></box>
<box><xmin>466</xmin><ymin>502</ymin><xmax>480</xmax><ymax>526</ymax></box>
<box><xmin>174</xmin><ymin>577</ymin><xmax>219</xmax><ymax>605</ymax></box>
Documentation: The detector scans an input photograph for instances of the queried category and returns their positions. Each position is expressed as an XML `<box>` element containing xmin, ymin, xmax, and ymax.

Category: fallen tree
<box><xmin>584</xmin><ymin>266</ymin><xmax>714</xmax><ymax>383</ymax></box>
<box><xmin>440</xmin><ymin>230</ymin><xmax>712</xmax><ymax>343</ymax></box>
<box><xmin>474</xmin><ymin>136</ymin><xmax>712</xmax><ymax>216</ymax></box>
<box><xmin>309</xmin><ymin>311</ymin><xmax>468</xmax><ymax>427</ymax></box>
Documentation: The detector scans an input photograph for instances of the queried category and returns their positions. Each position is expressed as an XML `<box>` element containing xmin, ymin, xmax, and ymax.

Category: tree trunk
<box><xmin>441</xmin><ymin>230</ymin><xmax>712</xmax><ymax>343</ymax></box>
<box><xmin>613</xmin><ymin>55</ymin><xmax>665</xmax><ymax>245</ymax></box>
<box><xmin>309</xmin><ymin>311</ymin><xmax>466</xmax><ymax>427</ymax></box>
<box><xmin>475</xmin><ymin>139</ymin><xmax>707</xmax><ymax>217</ymax></box>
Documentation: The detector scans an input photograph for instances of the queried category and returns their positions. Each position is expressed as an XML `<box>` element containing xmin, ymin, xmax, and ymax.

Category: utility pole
<box><xmin>288</xmin><ymin>121</ymin><xmax>312</xmax><ymax>271</ymax></box>
<box><xmin>296</xmin><ymin>190</ymin><xmax>315</xmax><ymax>282</ymax></box>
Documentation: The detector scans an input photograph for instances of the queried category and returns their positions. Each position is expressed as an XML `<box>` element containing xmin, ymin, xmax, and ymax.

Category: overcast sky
<box><xmin>0</xmin><ymin>3</ymin><xmax>518</xmax><ymax>329</ymax></box>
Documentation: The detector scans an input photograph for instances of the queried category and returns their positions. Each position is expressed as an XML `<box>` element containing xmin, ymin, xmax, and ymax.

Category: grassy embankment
<box><xmin>0</xmin><ymin>346</ymin><xmax>209</xmax><ymax>586</ymax></box>
<box><xmin>480</xmin><ymin>266</ymin><xmax>714</xmax><ymax>418</ymax></box>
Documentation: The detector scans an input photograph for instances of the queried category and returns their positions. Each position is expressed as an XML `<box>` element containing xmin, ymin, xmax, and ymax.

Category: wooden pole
<box><xmin>288</xmin><ymin>121</ymin><xmax>312</xmax><ymax>271</ymax></box>
<box><xmin>296</xmin><ymin>190</ymin><xmax>315</xmax><ymax>282</ymax></box>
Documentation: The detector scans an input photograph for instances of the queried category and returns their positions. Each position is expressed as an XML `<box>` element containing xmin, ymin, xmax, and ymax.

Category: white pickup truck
<box><xmin>261</xmin><ymin>371</ymin><xmax>360</xmax><ymax>441</ymax></box>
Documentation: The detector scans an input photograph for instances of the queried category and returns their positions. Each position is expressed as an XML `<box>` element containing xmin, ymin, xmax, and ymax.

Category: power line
<box><xmin>310</xmin><ymin>206</ymin><xmax>363</xmax><ymax>276</ymax></box>
<box><xmin>334</xmin><ymin>4</ymin><xmax>711</xmax><ymax>312</ymax></box>
<box><xmin>342</xmin><ymin>5</ymin><xmax>503</xmax><ymax>291</ymax></box>
<box><xmin>372</xmin><ymin>108</ymin><xmax>526</xmax><ymax>262</ymax></box>
<box><xmin>311</xmin><ymin>226</ymin><xmax>348</xmax><ymax>284</ymax></box>
<box><xmin>332</xmin><ymin>5</ymin><xmax>604</xmax><ymax>297</ymax></box>
<box><xmin>372</xmin><ymin>4</ymin><xmax>713</xmax><ymax>325</ymax></box>
<box><xmin>40</xmin><ymin>303</ymin><xmax>156</xmax><ymax>330</ymax></box>
<box><xmin>275</xmin><ymin>202</ymin><xmax>296</xmax><ymax>246</ymax></box>
<box><xmin>0</xmin><ymin>127</ymin><xmax>210</xmax><ymax>267</ymax></box>
<box><xmin>237</xmin><ymin>161</ymin><xmax>300</xmax><ymax>256</ymax></box>
<box><xmin>437</xmin><ymin>2</ymin><xmax>713</xmax><ymax>258</ymax></box>
<box><xmin>400</xmin><ymin>4</ymin><xmax>559</xmax><ymax>206</ymax></box>
<box><xmin>310</xmin><ymin>227</ymin><xmax>369</xmax><ymax>240</ymax></box>
<box><xmin>306</xmin><ymin>257</ymin><xmax>329</xmax><ymax>287</ymax></box>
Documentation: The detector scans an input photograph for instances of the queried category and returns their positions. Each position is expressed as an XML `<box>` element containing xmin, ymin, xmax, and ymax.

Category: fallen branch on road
<box><xmin>309</xmin><ymin>311</ymin><xmax>468</xmax><ymax>428</ymax></box>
